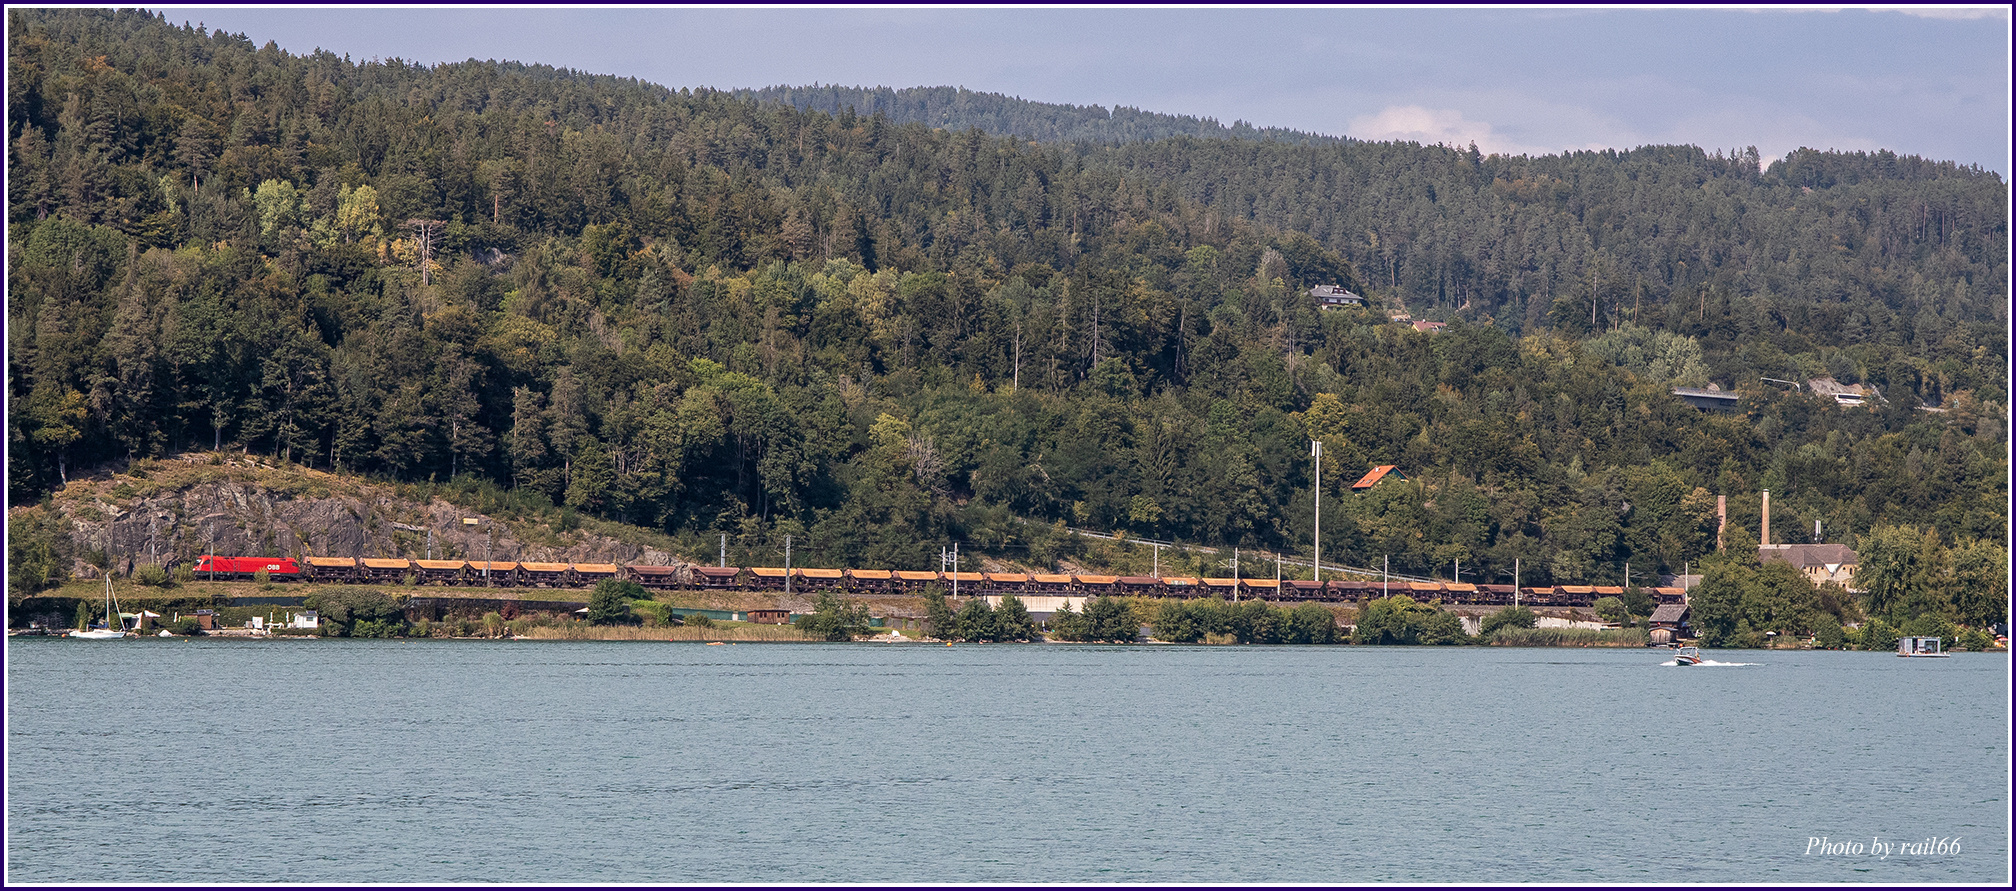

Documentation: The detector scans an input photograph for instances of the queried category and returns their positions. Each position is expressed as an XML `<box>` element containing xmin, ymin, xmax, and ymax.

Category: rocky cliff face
<box><xmin>45</xmin><ymin>454</ymin><xmax>687</xmax><ymax>577</ymax></box>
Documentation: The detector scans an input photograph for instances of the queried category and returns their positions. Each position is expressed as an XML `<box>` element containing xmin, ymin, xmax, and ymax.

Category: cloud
<box><xmin>1345</xmin><ymin>105</ymin><xmax>1558</xmax><ymax>156</ymax></box>
<box><xmin>1875</xmin><ymin>7</ymin><xmax>2009</xmax><ymax>20</ymax></box>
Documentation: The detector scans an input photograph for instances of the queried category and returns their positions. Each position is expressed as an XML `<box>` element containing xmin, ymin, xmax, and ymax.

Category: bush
<box><xmin>172</xmin><ymin>564</ymin><xmax>195</xmax><ymax>583</ymax></box>
<box><xmin>1958</xmin><ymin>627</ymin><xmax>1995</xmax><ymax>652</ymax></box>
<box><xmin>135</xmin><ymin>564</ymin><xmax>173</xmax><ymax>587</ymax></box>
<box><xmin>1048</xmin><ymin>601</ymin><xmax>1090</xmax><ymax>641</ymax></box>
<box><xmin>685</xmin><ymin>613</ymin><xmax>714</xmax><ymax>629</ymax></box>
<box><xmin>1481</xmin><ymin>605</ymin><xmax>1539</xmax><ymax>637</ymax></box>
<box><xmin>995</xmin><ymin>595</ymin><xmax>1038</xmax><ymax>641</ymax></box>
<box><xmin>1353</xmin><ymin>596</ymin><xmax>1424</xmax><ymax>644</ymax></box>
<box><xmin>924</xmin><ymin>588</ymin><xmax>956</xmax><ymax>638</ymax></box>
<box><xmin>1416</xmin><ymin>610</ymin><xmax>1472</xmax><ymax>645</ymax></box>
<box><xmin>7</xmin><ymin>509</ymin><xmax>74</xmax><ymax>599</ymax></box>
<box><xmin>168</xmin><ymin>617</ymin><xmax>203</xmax><ymax>635</ymax></box>
<box><xmin>304</xmin><ymin>589</ymin><xmax>408</xmax><ymax>638</ymax></box>
<box><xmin>1082</xmin><ymin>595</ymin><xmax>1138</xmax><ymax>642</ymax></box>
<box><xmin>798</xmin><ymin>590</ymin><xmax>871</xmax><ymax>641</ymax></box>
<box><xmin>1593</xmin><ymin>596</ymin><xmax>1629</xmax><ymax>626</ymax></box>
<box><xmin>586</xmin><ymin>579</ymin><xmax>646</xmax><ymax>625</ymax></box>
<box><xmin>953</xmin><ymin>597</ymin><xmax>998</xmax><ymax>642</ymax></box>
<box><xmin>1810</xmin><ymin>614</ymin><xmax>1846</xmax><ymax>649</ymax></box>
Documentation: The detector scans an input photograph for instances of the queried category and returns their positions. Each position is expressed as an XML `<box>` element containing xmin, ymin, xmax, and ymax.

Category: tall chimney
<box><xmin>1716</xmin><ymin>495</ymin><xmax>1727</xmax><ymax>550</ymax></box>
<box><xmin>1761</xmin><ymin>489</ymin><xmax>1770</xmax><ymax>547</ymax></box>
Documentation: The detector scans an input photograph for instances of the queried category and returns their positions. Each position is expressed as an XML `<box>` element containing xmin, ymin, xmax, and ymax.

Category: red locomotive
<box><xmin>193</xmin><ymin>555</ymin><xmax>302</xmax><ymax>580</ymax></box>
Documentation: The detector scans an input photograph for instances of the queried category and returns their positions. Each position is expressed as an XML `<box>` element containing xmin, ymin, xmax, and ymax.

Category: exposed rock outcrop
<box><xmin>45</xmin><ymin>453</ymin><xmax>688</xmax><ymax>578</ymax></box>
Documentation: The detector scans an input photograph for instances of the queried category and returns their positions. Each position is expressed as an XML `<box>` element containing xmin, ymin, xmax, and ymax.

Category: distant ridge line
<box><xmin>734</xmin><ymin>83</ymin><xmax>1352</xmax><ymax>147</ymax></box>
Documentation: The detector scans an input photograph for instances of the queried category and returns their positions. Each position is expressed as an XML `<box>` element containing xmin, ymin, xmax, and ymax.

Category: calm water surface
<box><xmin>6</xmin><ymin>638</ymin><xmax>2008</xmax><ymax>883</ymax></box>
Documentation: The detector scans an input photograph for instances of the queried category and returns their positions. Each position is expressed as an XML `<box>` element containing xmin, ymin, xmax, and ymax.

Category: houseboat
<box><xmin>1896</xmin><ymin>636</ymin><xmax>1949</xmax><ymax>658</ymax></box>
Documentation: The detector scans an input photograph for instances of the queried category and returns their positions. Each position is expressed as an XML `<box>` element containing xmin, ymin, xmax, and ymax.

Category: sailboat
<box><xmin>68</xmin><ymin>571</ymin><xmax>131</xmax><ymax>640</ymax></box>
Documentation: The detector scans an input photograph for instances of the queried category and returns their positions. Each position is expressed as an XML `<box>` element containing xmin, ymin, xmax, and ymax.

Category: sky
<box><xmin>143</xmin><ymin>6</ymin><xmax>2011</xmax><ymax>174</ymax></box>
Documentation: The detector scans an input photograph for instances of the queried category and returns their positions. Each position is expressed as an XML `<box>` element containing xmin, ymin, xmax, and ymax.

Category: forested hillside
<box><xmin>756</xmin><ymin>84</ymin><xmax>2007</xmax><ymax>368</ymax></box>
<box><xmin>736</xmin><ymin>84</ymin><xmax>1347</xmax><ymax>146</ymax></box>
<box><xmin>7</xmin><ymin>10</ymin><xmax>2007</xmax><ymax>622</ymax></box>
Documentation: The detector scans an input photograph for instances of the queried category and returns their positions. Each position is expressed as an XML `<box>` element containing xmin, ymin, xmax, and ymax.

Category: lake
<box><xmin>6</xmin><ymin>638</ymin><xmax>2007</xmax><ymax>883</ymax></box>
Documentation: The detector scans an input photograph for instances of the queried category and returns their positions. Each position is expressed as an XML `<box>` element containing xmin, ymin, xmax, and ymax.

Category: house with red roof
<box><xmin>1351</xmin><ymin>465</ymin><xmax>1406</xmax><ymax>492</ymax></box>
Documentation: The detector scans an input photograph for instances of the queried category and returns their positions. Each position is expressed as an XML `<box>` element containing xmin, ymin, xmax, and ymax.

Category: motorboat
<box><xmin>1673</xmin><ymin>645</ymin><xmax>1703</xmax><ymax>666</ymax></box>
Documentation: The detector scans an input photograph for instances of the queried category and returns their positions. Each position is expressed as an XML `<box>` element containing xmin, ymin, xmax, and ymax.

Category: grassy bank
<box><xmin>1487</xmin><ymin>627</ymin><xmax>1649</xmax><ymax>647</ymax></box>
<box><xmin>516</xmin><ymin>623</ymin><xmax>813</xmax><ymax>642</ymax></box>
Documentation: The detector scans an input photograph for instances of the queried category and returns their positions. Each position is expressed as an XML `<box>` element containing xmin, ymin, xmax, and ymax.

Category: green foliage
<box><xmin>923</xmin><ymin>588</ymin><xmax>956</xmax><ymax>639</ymax></box>
<box><xmin>1481</xmin><ymin>605</ymin><xmax>1538</xmax><ymax>637</ymax></box>
<box><xmin>1048</xmin><ymin>596</ymin><xmax>1139</xmax><ymax>642</ymax></box>
<box><xmin>7</xmin><ymin>509</ymin><xmax>72</xmax><ymax>599</ymax></box>
<box><xmin>1810</xmin><ymin>613</ymin><xmax>1846</xmax><ymax>649</ymax></box>
<box><xmin>1048</xmin><ymin>601</ymin><xmax>1090</xmax><ymax>641</ymax></box>
<box><xmin>1153</xmin><ymin>598</ymin><xmax>1207</xmax><ymax>643</ymax></box>
<box><xmin>168</xmin><ymin>616</ymin><xmax>203</xmax><ymax>636</ymax></box>
<box><xmin>1593</xmin><ymin>596</ymin><xmax>1629</xmax><ymax>626</ymax></box>
<box><xmin>304</xmin><ymin>589</ymin><xmax>408</xmax><ymax>638</ymax></box>
<box><xmin>1854</xmin><ymin>616</ymin><xmax>1896</xmax><ymax>652</ymax></box>
<box><xmin>1352</xmin><ymin>595</ymin><xmax>1425</xmax><ymax>645</ymax></box>
<box><xmin>685</xmin><ymin>612</ymin><xmax>715</xmax><ymax>629</ymax></box>
<box><xmin>4</xmin><ymin>9</ymin><xmax>2005</xmax><ymax>592</ymax></box>
<box><xmin>1620</xmin><ymin>586</ymin><xmax>1655</xmax><ymax>620</ymax></box>
<box><xmin>1082</xmin><ymin>596</ymin><xmax>1140</xmax><ymax>642</ymax></box>
<box><xmin>587</xmin><ymin>579</ymin><xmax>646</xmax><ymax>626</ymax></box>
<box><xmin>1957</xmin><ymin>627</ymin><xmax>1995</xmax><ymax>652</ymax></box>
<box><xmin>1415</xmin><ymin>610</ymin><xmax>1472</xmax><ymax>645</ymax></box>
<box><xmin>1346</xmin><ymin>595</ymin><xmax>1471</xmax><ymax>645</ymax></box>
<box><xmin>994</xmin><ymin>595</ymin><xmax>1038</xmax><ymax>641</ymax></box>
<box><xmin>798</xmin><ymin>590</ymin><xmax>872</xmax><ymax>641</ymax></box>
<box><xmin>952</xmin><ymin>597</ymin><xmax>999</xmax><ymax>642</ymax></box>
<box><xmin>135</xmin><ymin>564</ymin><xmax>172</xmax><ymax>588</ymax></box>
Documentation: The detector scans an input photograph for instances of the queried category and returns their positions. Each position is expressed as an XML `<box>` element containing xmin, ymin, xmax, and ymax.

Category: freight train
<box><xmin>188</xmin><ymin>555</ymin><xmax>1683</xmax><ymax>606</ymax></box>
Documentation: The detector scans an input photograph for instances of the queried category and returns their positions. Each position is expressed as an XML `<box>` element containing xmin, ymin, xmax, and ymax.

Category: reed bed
<box><xmin>518</xmin><ymin>623</ymin><xmax>814</xmax><ymax>642</ymax></box>
<box><xmin>1488</xmin><ymin>627</ymin><xmax>1648</xmax><ymax>648</ymax></box>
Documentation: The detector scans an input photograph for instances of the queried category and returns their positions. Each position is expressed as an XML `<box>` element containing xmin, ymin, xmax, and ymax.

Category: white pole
<box><xmin>1153</xmin><ymin>542</ymin><xmax>1160</xmax><ymax>579</ymax></box>
<box><xmin>952</xmin><ymin>542</ymin><xmax>959</xmax><ymax>600</ymax></box>
<box><xmin>1515</xmin><ymin>558</ymin><xmax>1520</xmax><ymax>608</ymax></box>
<box><xmin>785</xmin><ymin>534</ymin><xmax>792</xmax><ymax>596</ymax></box>
<box><xmin>1311</xmin><ymin>440</ymin><xmax>1322</xmax><ymax>583</ymax></box>
<box><xmin>1383</xmin><ymin>555</ymin><xmax>1389</xmax><ymax>598</ymax></box>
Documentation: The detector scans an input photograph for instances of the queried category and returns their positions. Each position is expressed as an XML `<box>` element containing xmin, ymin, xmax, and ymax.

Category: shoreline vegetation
<box><xmin>18</xmin><ymin>575</ymin><xmax>2007</xmax><ymax>651</ymax></box>
<box><xmin>19</xmin><ymin>576</ymin><xmax>1929</xmax><ymax>649</ymax></box>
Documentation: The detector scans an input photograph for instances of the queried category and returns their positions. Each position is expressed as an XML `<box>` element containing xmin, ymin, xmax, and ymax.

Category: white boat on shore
<box><xmin>67</xmin><ymin>574</ymin><xmax>132</xmax><ymax>640</ymax></box>
<box><xmin>68</xmin><ymin>628</ymin><xmax>129</xmax><ymax>640</ymax></box>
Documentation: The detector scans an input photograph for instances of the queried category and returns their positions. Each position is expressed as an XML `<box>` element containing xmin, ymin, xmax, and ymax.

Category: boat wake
<box><xmin>1663</xmin><ymin>658</ymin><xmax>1757</xmax><ymax>667</ymax></box>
